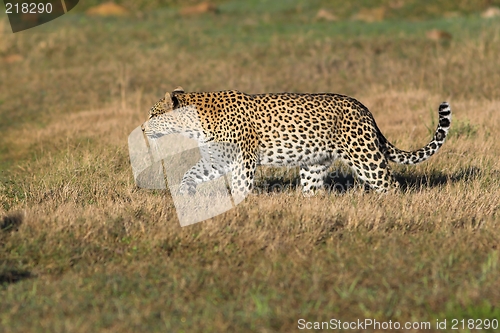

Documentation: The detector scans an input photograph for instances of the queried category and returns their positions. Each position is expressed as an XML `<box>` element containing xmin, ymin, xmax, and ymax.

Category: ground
<box><xmin>1</xmin><ymin>0</ymin><xmax>500</xmax><ymax>332</ymax></box>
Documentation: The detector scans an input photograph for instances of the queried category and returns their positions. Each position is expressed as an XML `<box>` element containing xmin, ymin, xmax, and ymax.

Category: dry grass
<box><xmin>1</xmin><ymin>2</ymin><xmax>500</xmax><ymax>332</ymax></box>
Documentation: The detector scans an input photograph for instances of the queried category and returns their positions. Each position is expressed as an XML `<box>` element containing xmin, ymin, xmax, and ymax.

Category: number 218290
<box><xmin>451</xmin><ymin>319</ymin><xmax>498</xmax><ymax>330</ymax></box>
<box><xmin>5</xmin><ymin>2</ymin><xmax>53</xmax><ymax>14</ymax></box>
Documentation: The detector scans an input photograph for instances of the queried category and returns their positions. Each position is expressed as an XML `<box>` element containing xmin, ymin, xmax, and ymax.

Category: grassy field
<box><xmin>1</xmin><ymin>0</ymin><xmax>500</xmax><ymax>332</ymax></box>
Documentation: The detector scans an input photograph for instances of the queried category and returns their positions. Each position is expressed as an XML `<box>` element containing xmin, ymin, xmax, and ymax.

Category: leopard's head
<box><xmin>141</xmin><ymin>87</ymin><xmax>205</xmax><ymax>140</ymax></box>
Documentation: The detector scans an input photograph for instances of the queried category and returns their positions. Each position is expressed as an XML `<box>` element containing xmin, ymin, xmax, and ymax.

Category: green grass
<box><xmin>2</xmin><ymin>231</ymin><xmax>499</xmax><ymax>331</ymax></box>
<box><xmin>70</xmin><ymin>0</ymin><xmax>500</xmax><ymax>20</ymax></box>
<box><xmin>2</xmin><ymin>1</ymin><xmax>500</xmax><ymax>332</ymax></box>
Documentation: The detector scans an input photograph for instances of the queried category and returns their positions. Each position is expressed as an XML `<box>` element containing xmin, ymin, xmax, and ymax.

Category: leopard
<box><xmin>141</xmin><ymin>86</ymin><xmax>451</xmax><ymax>201</ymax></box>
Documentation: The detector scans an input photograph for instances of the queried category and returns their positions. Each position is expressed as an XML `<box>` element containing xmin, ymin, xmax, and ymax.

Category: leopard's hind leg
<box><xmin>338</xmin><ymin>146</ymin><xmax>398</xmax><ymax>193</ymax></box>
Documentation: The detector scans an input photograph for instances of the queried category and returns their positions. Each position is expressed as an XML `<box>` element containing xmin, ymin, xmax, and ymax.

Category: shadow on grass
<box><xmin>0</xmin><ymin>211</ymin><xmax>24</xmax><ymax>233</ymax></box>
<box><xmin>253</xmin><ymin>166</ymin><xmax>481</xmax><ymax>194</ymax></box>
<box><xmin>254</xmin><ymin>173</ymin><xmax>357</xmax><ymax>194</ymax></box>
<box><xmin>0</xmin><ymin>269</ymin><xmax>32</xmax><ymax>286</ymax></box>
<box><xmin>396</xmin><ymin>166</ymin><xmax>481</xmax><ymax>192</ymax></box>
<box><xmin>1</xmin><ymin>212</ymin><xmax>32</xmax><ymax>286</ymax></box>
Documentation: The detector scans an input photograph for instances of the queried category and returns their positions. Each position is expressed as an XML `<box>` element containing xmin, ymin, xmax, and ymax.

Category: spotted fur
<box><xmin>142</xmin><ymin>87</ymin><xmax>451</xmax><ymax>198</ymax></box>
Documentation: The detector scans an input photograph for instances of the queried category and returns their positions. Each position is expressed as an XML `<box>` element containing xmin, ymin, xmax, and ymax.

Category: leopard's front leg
<box><xmin>229</xmin><ymin>150</ymin><xmax>257</xmax><ymax>205</ymax></box>
<box><xmin>178</xmin><ymin>158</ymin><xmax>227</xmax><ymax>195</ymax></box>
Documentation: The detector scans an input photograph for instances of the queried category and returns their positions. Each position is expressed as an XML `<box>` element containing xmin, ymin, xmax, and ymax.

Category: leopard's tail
<box><xmin>378</xmin><ymin>102</ymin><xmax>451</xmax><ymax>165</ymax></box>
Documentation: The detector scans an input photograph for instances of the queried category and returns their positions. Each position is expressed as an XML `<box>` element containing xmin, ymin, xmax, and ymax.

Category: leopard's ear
<box><xmin>170</xmin><ymin>87</ymin><xmax>184</xmax><ymax>108</ymax></box>
<box><xmin>172</xmin><ymin>86</ymin><xmax>184</xmax><ymax>94</ymax></box>
<box><xmin>164</xmin><ymin>92</ymin><xmax>174</xmax><ymax>110</ymax></box>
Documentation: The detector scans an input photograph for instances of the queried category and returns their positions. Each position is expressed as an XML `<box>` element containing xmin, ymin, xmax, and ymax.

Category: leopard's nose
<box><xmin>141</xmin><ymin>122</ymin><xmax>146</xmax><ymax>132</ymax></box>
